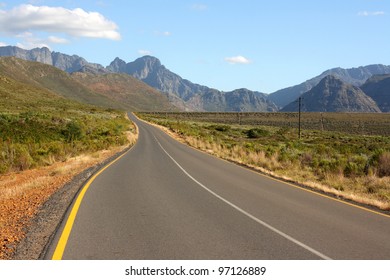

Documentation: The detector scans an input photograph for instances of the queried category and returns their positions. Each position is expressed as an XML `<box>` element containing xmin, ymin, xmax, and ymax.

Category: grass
<box><xmin>137</xmin><ymin>112</ymin><xmax>390</xmax><ymax>211</ymax></box>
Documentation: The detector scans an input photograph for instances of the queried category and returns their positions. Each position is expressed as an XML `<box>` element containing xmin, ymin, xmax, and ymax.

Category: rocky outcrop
<box><xmin>281</xmin><ymin>75</ymin><xmax>381</xmax><ymax>112</ymax></box>
<box><xmin>360</xmin><ymin>74</ymin><xmax>390</xmax><ymax>112</ymax></box>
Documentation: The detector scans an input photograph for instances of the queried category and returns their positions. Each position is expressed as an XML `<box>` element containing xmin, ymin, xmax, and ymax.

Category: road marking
<box><xmin>141</xmin><ymin>115</ymin><xmax>389</xmax><ymax>219</ymax></box>
<box><xmin>51</xmin><ymin>145</ymin><xmax>134</xmax><ymax>260</ymax></box>
<box><xmin>154</xmin><ymin>136</ymin><xmax>332</xmax><ymax>260</ymax></box>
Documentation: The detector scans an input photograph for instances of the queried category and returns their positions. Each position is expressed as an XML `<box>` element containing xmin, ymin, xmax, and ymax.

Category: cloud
<box><xmin>138</xmin><ymin>49</ymin><xmax>152</xmax><ymax>56</ymax></box>
<box><xmin>47</xmin><ymin>36</ymin><xmax>70</xmax><ymax>44</ymax></box>
<box><xmin>224</xmin><ymin>55</ymin><xmax>252</xmax><ymax>65</ymax></box>
<box><xmin>11</xmin><ymin>32</ymin><xmax>69</xmax><ymax>49</ymax></box>
<box><xmin>358</xmin><ymin>11</ymin><xmax>385</xmax><ymax>17</ymax></box>
<box><xmin>0</xmin><ymin>4</ymin><xmax>121</xmax><ymax>40</ymax></box>
<box><xmin>0</xmin><ymin>42</ymin><xmax>7</xmax><ymax>47</ymax></box>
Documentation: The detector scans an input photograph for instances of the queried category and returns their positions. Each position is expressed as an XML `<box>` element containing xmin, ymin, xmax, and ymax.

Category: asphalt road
<box><xmin>46</xmin><ymin>113</ymin><xmax>390</xmax><ymax>260</ymax></box>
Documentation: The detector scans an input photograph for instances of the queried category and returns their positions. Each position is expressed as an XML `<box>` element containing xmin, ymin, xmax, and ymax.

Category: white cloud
<box><xmin>224</xmin><ymin>55</ymin><xmax>252</xmax><ymax>65</ymax></box>
<box><xmin>138</xmin><ymin>49</ymin><xmax>152</xmax><ymax>56</ymax></box>
<box><xmin>48</xmin><ymin>36</ymin><xmax>69</xmax><ymax>44</ymax></box>
<box><xmin>0</xmin><ymin>4</ymin><xmax>121</xmax><ymax>40</ymax></box>
<box><xmin>0</xmin><ymin>42</ymin><xmax>7</xmax><ymax>47</ymax></box>
<box><xmin>10</xmin><ymin>32</ymin><xmax>68</xmax><ymax>49</ymax></box>
<box><xmin>358</xmin><ymin>11</ymin><xmax>385</xmax><ymax>17</ymax></box>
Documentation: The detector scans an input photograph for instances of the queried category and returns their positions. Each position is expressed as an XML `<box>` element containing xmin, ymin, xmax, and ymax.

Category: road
<box><xmin>46</xmin><ymin>113</ymin><xmax>390</xmax><ymax>260</ymax></box>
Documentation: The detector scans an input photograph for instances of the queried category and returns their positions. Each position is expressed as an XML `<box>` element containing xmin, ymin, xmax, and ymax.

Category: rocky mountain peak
<box><xmin>128</xmin><ymin>56</ymin><xmax>163</xmax><ymax>80</ymax></box>
<box><xmin>107</xmin><ymin>57</ymin><xmax>126</xmax><ymax>72</ymax></box>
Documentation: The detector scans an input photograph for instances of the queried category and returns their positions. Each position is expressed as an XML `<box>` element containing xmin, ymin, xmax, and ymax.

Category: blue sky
<box><xmin>0</xmin><ymin>0</ymin><xmax>389</xmax><ymax>93</ymax></box>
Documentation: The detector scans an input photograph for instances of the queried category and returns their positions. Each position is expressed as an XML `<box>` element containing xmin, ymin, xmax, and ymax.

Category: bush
<box><xmin>62</xmin><ymin>121</ymin><xmax>85</xmax><ymax>142</ymax></box>
<box><xmin>246</xmin><ymin>128</ymin><xmax>270</xmax><ymax>138</ymax></box>
<box><xmin>378</xmin><ymin>152</ymin><xmax>390</xmax><ymax>177</ymax></box>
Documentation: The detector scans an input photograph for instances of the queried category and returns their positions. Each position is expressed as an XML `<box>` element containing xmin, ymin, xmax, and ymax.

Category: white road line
<box><xmin>154</xmin><ymin>135</ymin><xmax>332</xmax><ymax>260</ymax></box>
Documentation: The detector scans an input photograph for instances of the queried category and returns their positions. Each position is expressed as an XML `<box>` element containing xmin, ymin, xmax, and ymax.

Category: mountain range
<box><xmin>1</xmin><ymin>45</ymin><xmax>390</xmax><ymax>113</ymax></box>
<box><xmin>0</xmin><ymin>56</ymin><xmax>174</xmax><ymax>112</ymax></box>
<box><xmin>281</xmin><ymin>75</ymin><xmax>381</xmax><ymax>112</ymax></box>
<box><xmin>269</xmin><ymin>64</ymin><xmax>390</xmax><ymax>108</ymax></box>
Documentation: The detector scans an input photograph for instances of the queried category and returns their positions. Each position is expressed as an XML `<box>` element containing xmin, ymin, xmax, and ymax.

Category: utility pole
<box><xmin>298</xmin><ymin>97</ymin><xmax>302</xmax><ymax>139</ymax></box>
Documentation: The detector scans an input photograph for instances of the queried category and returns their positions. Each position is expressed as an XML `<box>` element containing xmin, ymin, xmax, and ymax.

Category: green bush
<box><xmin>246</xmin><ymin>128</ymin><xmax>270</xmax><ymax>139</ymax></box>
<box><xmin>62</xmin><ymin>121</ymin><xmax>85</xmax><ymax>142</ymax></box>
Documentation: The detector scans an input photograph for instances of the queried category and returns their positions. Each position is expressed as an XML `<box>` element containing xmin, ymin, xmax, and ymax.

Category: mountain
<box><xmin>0</xmin><ymin>45</ymin><xmax>109</xmax><ymax>73</ymax></box>
<box><xmin>360</xmin><ymin>74</ymin><xmax>390</xmax><ymax>112</ymax></box>
<box><xmin>108</xmin><ymin>56</ymin><xmax>277</xmax><ymax>112</ymax></box>
<box><xmin>281</xmin><ymin>75</ymin><xmax>381</xmax><ymax>113</ymax></box>
<box><xmin>0</xmin><ymin>57</ymin><xmax>175</xmax><ymax>111</ymax></box>
<box><xmin>108</xmin><ymin>56</ymin><xmax>213</xmax><ymax>101</ymax></box>
<box><xmin>269</xmin><ymin>65</ymin><xmax>390</xmax><ymax>108</ymax></box>
<box><xmin>1</xmin><ymin>46</ymin><xmax>277</xmax><ymax>112</ymax></box>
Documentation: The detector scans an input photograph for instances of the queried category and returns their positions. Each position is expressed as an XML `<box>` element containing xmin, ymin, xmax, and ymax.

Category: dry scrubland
<box><xmin>0</xmin><ymin>73</ymin><xmax>136</xmax><ymax>259</ymax></box>
<box><xmin>138</xmin><ymin>112</ymin><xmax>390</xmax><ymax>212</ymax></box>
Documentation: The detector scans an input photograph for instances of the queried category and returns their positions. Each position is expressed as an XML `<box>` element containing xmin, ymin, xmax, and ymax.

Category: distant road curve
<box><xmin>46</xmin><ymin>113</ymin><xmax>390</xmax><ymax>260</ymax></box>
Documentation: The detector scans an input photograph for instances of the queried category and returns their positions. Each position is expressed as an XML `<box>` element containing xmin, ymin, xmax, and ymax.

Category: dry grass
<box><xmin>140</xmin><ymin>115</ymin><xmax>390</xmax><ymax>212</ymax></box>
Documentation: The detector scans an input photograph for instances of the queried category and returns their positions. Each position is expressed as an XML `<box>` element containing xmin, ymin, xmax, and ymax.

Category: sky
<box><xmin>0</xmin><ymin>0</ymin><xmax>389</xmax><ymax>93</ymax></box>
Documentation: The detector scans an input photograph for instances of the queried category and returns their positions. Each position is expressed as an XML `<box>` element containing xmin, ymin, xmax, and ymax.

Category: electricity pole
<box><xmin>298</xmin><ymin>97</ymin><xmax>302</xmax><ymax>139</ymax></box>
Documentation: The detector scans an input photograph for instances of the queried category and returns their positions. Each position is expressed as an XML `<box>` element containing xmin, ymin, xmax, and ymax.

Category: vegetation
<box><xmin>0</xmin><ymin>74</ymin><xmax>132</xmax><ymax>174</ymax></box>
<box><xmin>138</xmin><ymin>112</ymin><xmax>390</xmax><ymax>210</ymax></box>
<box><xmin>143</xmin><ymin>112</ymin><xmax>390</xmax><ymax>136</ymax></box>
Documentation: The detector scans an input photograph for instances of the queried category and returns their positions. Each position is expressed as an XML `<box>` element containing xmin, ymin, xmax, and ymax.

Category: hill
<box><xmin>71</xmin><ymin>72</ymin><xmax>179</xmax><ymax>112</ymax></box>
<box><xmin>0</xmin><ymin>57</ymin><xmax>119</xmax><ymax>109</ymax></box>
<box><xmin>269</xmin><ymin>65</ymin><xmax>390</xmax><ymax>108</ymax></box>
<box><xmin>0</xmin><ymin>63</ymin><xmax>131</xmax><ymax>173</ymax></box>
<box><xmin>0</xmin><ymin>57</ymin><xmax>176</xmax><ymax>111</ymax></box>
<box><xmin>281</xmin><ymin>75</ymin><xmax>381</xmax><ymax>112</ymax></box>
<box><xmin>360</xmin><ymin>74</ymin><xmax>390</xmax><ymax>112</ymax></box>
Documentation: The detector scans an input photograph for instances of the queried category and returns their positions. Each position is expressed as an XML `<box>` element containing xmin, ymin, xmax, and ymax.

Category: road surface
<box><xmin>46</xmin><ymin>113</ymin><xmax>390</xmax><ymax>259</ymax></box>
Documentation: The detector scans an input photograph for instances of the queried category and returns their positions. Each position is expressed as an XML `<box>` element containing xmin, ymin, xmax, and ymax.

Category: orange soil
<box><xmin>0</xmin><ymin>146</ymin><xmax>128</xmax><ymax>259</ymax></box>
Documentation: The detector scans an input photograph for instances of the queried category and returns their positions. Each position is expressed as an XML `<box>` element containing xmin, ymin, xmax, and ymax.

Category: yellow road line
<box><xmin>52</xmin><ymin>121</ymin><xmax>138</xmax><ymax>260</ymax></box>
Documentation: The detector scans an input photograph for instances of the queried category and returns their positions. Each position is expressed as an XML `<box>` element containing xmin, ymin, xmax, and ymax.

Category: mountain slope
<box><xmin>108</xmin><ymin>56</ymin><xmax>277</xmax><ymax>112</ymax></box>
<box><xmin>281</xmin><ymin>75</ymin><xmax>381</xmax><ymax>112</ymax></box>
<box><xmin>0</xmin><ymin>57</ymin><xmax>177</xmax><ymax>111</ymax></box>
<box><xmin>269</xmin><ymin>65</ymin><xmax>390</xmax><ymax>108</ymax></box>
<box><xmin>360</xmin><ymin>74</ymin><xmax>390</xmax><ymax>112</ymax></box>
<box><xmin>0</xmin><ymin>57</ymin><xmax>120</xmax><ymax>109</ymax></box>
<box><xmin>71</xmin><ymin>72</ymin><xmax>179</xmax><ymax>112</ymax></box>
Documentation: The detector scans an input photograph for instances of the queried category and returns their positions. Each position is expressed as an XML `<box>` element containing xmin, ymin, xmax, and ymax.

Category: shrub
<box><xmin>214</xmin><ymin>125</ymin><xmax>231</xmax><ymax>132</ymax></box>
<box><xmin>247</xmin><ymin>128</ymin><xmax>270</xmax><ymax>139</ymax></box>
<box><xmin>378</xmin><ymin>152</ymin><xmax>390</xmax><ymax>177</ymax></box>
<box><xmin>62</xmin><ymin>121</ymin><xmax>84</xmax><ymax>142</ymax></box>
<box><xmin>300</xmin><ymin>152</ymin><xmax>313</xmax><ymax>167</ymax></box>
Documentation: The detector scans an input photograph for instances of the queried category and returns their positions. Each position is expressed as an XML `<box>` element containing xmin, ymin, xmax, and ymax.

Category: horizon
<box><xmin>1</xmin><ymin>1</ymin><xmax>389</xmax><ymax>93</ymax></box>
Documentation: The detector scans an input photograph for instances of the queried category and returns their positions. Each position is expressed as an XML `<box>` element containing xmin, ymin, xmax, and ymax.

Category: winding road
<box><xmin>46</xmin><ymin>113</ymin><xmax>390</xmax><ymax>260</ymax></box>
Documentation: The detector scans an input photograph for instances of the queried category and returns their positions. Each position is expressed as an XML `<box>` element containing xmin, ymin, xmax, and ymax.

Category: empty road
<box><xmin>46</xmin><ymin>113</ymin><xmax>390</xmax><ymax>259</ymax></box>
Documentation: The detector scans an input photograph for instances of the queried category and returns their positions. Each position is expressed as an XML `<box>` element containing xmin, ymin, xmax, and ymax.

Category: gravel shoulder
<box><xmin>11</xmin><ymin>146</ymin><xmax>132</xmax><ymax>260</ymax></box>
